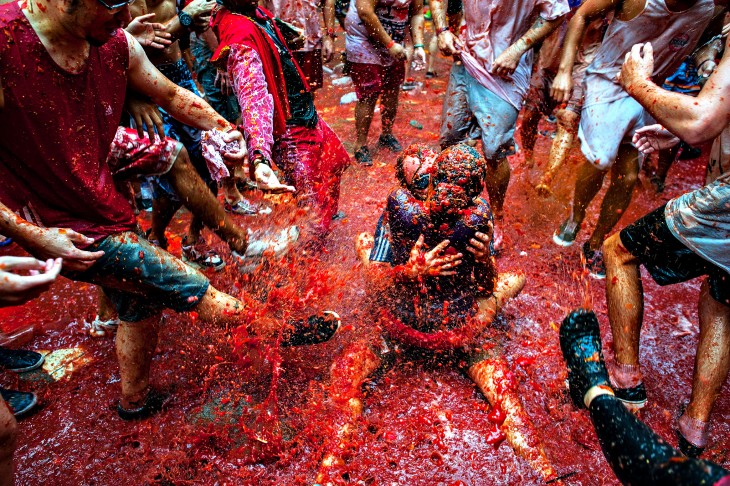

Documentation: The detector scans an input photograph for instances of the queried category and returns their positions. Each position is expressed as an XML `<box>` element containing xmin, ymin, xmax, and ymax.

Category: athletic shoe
<box><xmin>559</xmin><ymin>309</ymin><xmax>611</xmax><ymax>409</ymax></box>
<box><xmin>224</xmin><ymin>199</ymin><xmax>272</xmax><ymax>216</ymax></box>
<box><xmin>0</xmin><ymin>235</ymin><xmax>12</xmax><ymax>248</ymax></box>
<box><xmin>232</xmin><ymin>226</ymin><xmax>300</xmax><ymax>273</ymax></box>
<box><xmin>612</xmin><ymin>382</ymin><xmax>647</xmax><ymax>410</ymax></box>
<box><xmin>678</xmin><ymin>142</ymin><xmax>702</xmax><ymax>161</ymax></box>
<box><xmin>425</xmin><ymin>71</ymin><xmax>437</xmax><ymax>79</ymax></box>
<box><xmin>117</xmin><ymin>390</ymin><xmax>168</xmax><ymax>420</ymax></box>
<box><xmin>331</xmin><ymin>210</ymin><xmax>346</xmax><ymax>221</ymax></box>
<box><xmin>0</xmin><ymin>388</ymin><xmax>37</xmax><ymax>417</ymax></box>
<box><xmin>676</xmin><ymin>428</ymin><xmax>705</xmax><ymax>458</ymax></box>
<box><xmin>402</xmin><ymin>80</ymin><xmax>417</xmax><ymax>91</ymax></box>
<box><xmin>355</xmin><ymin>146</ymin><xmax>373</xmax><ymax>166</ymax></box>
<box><xmin>182</xmin><ymin>237</ymin><xmax>226</xmax><ymax>272</ymax></box>
<box><xmin>552</xmin><ymin>217</ymin><xmax>580</xmax><ymax>247</ymax></box>
<box><xmin>0</xmin><ymin>348</ymin><xmax>44</xmax><ymax>373</ymax></box>
<box><xmin>282</xmin><ymin>311</ymin><xmax>341</xmax><ymax>347</ymax></box>
<box><xmin>583</xmin><ymin>242</ymin><xmax>606</xmax><ymax>279</ymax></box>
<box><xmin>378</xmin><ymin>134</ymin><xmax>403</xmax><ymax>153</ymax></box>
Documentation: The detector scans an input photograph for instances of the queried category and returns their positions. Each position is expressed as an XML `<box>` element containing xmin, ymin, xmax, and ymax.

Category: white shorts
<box><xmin>578</xmin><ymin>96</ymin><xmax>653</xmax><ymax>170</ymax></box>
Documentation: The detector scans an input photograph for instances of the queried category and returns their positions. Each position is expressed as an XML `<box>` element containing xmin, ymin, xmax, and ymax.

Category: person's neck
<box><xmin>23</xmin><ymin>0</ymin><xmax>90</xmax><ymax>73</ymax></box>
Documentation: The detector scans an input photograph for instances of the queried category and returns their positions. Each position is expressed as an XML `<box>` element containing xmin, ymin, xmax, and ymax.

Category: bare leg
<box><xmin>116</xmin><ymin>316</ymin><xmax>161</xmax><ymax>409</ymax></box>
<box><xmin>316</xmin><ymin>341</ymin><xmax>382</xmax><ymax>483</ymax></box>
<box><xmin>520</xmin><ymin>103</ymin><xmax>542</xmax><ymax>169</ymax></box>
<box><xmin>467</xmin><ymin>357</ymin><xmax>557</xmax><ymax>481</ymax></box>
<box><xmin>485</xmin><ymin>157</ymin><xmax>510</xmax><ymax>218</ymax></box>
<box><xmin>586</xmin><ymin>145</ymin><xmax>639</xmax><ymax>252</ymax></box>
<box><xmin>166</xmin><ymin>148</ymin><xmax>248</xmax><ymax>254</ymax></box>
<box><xmin>474</xmin><ymin>271</ymin><xmax>527</xmax><ymax>324</ymax></box>
<box><xmin>426</xmin><ymin>34</ymin><xmax>438</xmax><ymax>74</ymax></box>
<box><xmin>682</xmin><ymin>281</ymin><xmax>730</xmax><ymax>444</ymax></box>
<box><xmin>536</xmin><ymin>109</ymin><xmax>579</xmax><ymax>197</ymax></box>
<box><xmin>150</xmin><ymin>194</ymin><xmax>179</xmax><ymax>249</ymax></box>
<box><xmin>355</xmin><ymin>95</ymin><xmax>378</xmax><ymax>149</ymax></box>
<box><xmin>650</xmin><ymin>145</ymin><xmax>679</xmax><ymax>193</ymax></box>
<box><xmin>0</xmin><ymin>400</ymin><xmax>16</xmax><ymax>486</ymax></box>
<box><xmin>380</xmin><ymin>84</ymin><xmax>400</xmax><ymax>137</ymax></box>
<box><xmin>604</xmin><ymin>233</ymin><xmax>644</xmax><ymax>383</ymax></box>
<box><xmin>567</xmin><ymin>160</ymin><xmax>607</xmax><ymax>229</ymax></box>
<box><xmin>222</xmin><ymin>175</ymin><xmax>244</xmax><ymax>205</ymax></box>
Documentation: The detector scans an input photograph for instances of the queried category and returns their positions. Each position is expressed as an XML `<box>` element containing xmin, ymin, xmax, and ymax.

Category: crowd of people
<box><xmin>0</xmin><ymin>0</ymin><xmax>728</xmax><ymax>483</ymax></box>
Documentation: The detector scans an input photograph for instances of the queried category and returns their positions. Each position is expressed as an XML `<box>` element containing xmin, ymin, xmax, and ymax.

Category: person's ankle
<box><xmin>678</xmin><ymin>412</ymin><xmax>709</xmax><ymax>448</ymax></box>
<box><xmin>609</xmin><ymin>361</ymin><xmax>642</xmax><ymax>389</ymax></box>
<box><xmin>121</xmin><ymin>387</ymin><xmax>150</xmax><ymax>411</ymax></box>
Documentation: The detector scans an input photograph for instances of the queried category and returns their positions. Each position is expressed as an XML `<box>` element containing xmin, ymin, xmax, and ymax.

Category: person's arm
<box><xmin>430</xmin><ymin>0</ymin><xmax>458</xmax><ymax>56</ymax></box>
<box><xmin>323</xmin><ymin>0</ymin><xmax>337</xmax><ymax>62</ymax></box>
<box><xmin>492</xmin><ymin>14</ymin><xmax>567</xmax><ymax>79</ymax></box>
<box><xmin>621</xmin><ymin>41</ymin><xmax>730</xmax><ymax>145</ymax></box>
<box><xmin>551</xmin><ymin>0</ymin><xmax>619</xmax><ymax>102</ymax></box>
<box><xmin>355</xmin><ymin>0</ymin><xmax>407</xmax><ymax>60</ymax></box>
<box><xmin>125</xmin><ymin>13</ymin><xmax>172</xmax><ymax>49</ymax></box>
<box><xmin>0</xmin><ymin>201</ymin><xmax>104</xmax><ymax>271</ymax></box>
<box><xmin>409</xmin><ymin>0</ymin><xmax>426</xmax><ymax>69</ymax></box>
<box><xmin>163</xmin><ymin>0</ymin><xmax>215</xmax><ymax>40</ymax></box>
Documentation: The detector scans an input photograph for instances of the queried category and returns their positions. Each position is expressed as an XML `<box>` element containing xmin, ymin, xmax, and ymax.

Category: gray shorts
<box><xmin>439</xmin><ymin>63</ymin><xmax>519</xmax><ymax>159</ymax></box>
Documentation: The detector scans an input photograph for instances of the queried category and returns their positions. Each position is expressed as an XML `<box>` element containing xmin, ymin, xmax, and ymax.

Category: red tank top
<box><xmin>0</xmin><ymin>3</ymin><xmax>136</xmax><ymax>242</ymax></box>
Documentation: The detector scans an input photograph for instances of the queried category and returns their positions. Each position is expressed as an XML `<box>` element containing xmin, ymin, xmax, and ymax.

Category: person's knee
<box><xmin>556</xmin><ymin>108</ymin><xmax>579</xmax><ymax>132</ymax></box>
<box><xmin>603</xmin><ymin>233</ymin><xmax>636</xmax><ymax>269</ymax></box>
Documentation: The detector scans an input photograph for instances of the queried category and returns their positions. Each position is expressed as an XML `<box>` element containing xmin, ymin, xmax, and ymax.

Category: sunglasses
<box><xmin>96</xmin><ymin>0</ymin><xmax>135</xmax><ymax>10</ymax></box>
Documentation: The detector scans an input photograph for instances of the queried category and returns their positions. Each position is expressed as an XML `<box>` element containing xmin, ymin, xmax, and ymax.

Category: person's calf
<box><xmin>0</xmin><ymin>400</ymin><xmax>17</xmax><ymax>486</ymax></box>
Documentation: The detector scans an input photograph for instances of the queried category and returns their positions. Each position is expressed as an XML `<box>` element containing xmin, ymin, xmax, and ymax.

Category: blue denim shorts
<box><xmin>68</xmin><ymin>232</ymin><xmax>210</xmax><ymax>322</ymax></box>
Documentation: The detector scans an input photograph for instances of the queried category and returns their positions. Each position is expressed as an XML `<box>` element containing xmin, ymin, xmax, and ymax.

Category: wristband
<box><xmin>414</xmin><ymin>43</ymin><xmax>424</xmax><ymax>48</ymax></box>
<box><xmin>386</xmin><ymin>39</ymin><xmax>396</xmax><ymax>49</ymax></box>
<box><xmin>436</xmin><ymin>26</ymin><xmax>450</xmax><ymax>35</ymax></box>
<box><xmin>325</xmin><ymin>27</ymin><xmax>337</xmax><ymax>39</ymax></box>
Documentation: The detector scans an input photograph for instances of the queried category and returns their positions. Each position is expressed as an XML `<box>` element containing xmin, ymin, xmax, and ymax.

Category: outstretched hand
<box><xmin>404</xmin><ymin>235</ymin><xmax>462</xmax><ymax>278</ymax></box>
<box><xmin>126</xmin><ymin>13</ymin><xmax>172</xmax><ymax>50</ymax></box>
<box><xmin>632</xmin><ymin>124</ymin><xmax>680</xmax><ymax>154</ymax></box>
<box><xmin>0</xmin><ymin>256</ymin><xmax>62</xmax><ymax>306</ymax></box>
<box><xmin>253</xmin><ymin>163</ymin><xmax>296</xmax><ymax>193</ymax></box>
<box><xmin>22</xmin><ymin>227</ymin><xmax>104</xmax><ymax>272</ymax></box>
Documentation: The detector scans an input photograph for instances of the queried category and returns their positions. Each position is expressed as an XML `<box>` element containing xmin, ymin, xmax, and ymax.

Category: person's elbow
<box><xmin>683</xmin><ymin>116</ymin><xmax>726</xmax><ymax>145</ymax></box>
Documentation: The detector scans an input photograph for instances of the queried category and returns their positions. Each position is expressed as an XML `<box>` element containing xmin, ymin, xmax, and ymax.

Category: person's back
<box><xmin>0</xmin><ymin>2</ymin><xmax>134</xmax><ymax>241</ymax></box>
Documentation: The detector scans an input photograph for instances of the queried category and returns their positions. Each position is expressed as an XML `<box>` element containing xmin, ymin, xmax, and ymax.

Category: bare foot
<box><xmin>355</xmin><ymin>232</ymin><xmax>374</xmax><ymax>265</ymax></box>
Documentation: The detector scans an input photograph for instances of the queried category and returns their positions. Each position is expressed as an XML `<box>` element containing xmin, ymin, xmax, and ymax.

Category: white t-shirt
<box><xmin>345</xmin><ymin>0</ymin><xmax>413</xmax><ymax>66</ymax></box>
<box><xmin>584</xmin><ymin>0</ymin><xmax>714</xmax><ymax>108</ymax></box>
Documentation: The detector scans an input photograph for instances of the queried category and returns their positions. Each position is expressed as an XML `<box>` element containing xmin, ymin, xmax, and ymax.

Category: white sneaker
<box><xmin>232</xmin><ymin>226</ymin><xmax>300</xmax><ymax>273</ymax></box>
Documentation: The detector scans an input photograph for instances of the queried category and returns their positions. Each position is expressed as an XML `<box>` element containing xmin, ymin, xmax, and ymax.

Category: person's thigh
<box><xmin>439</xmin><ymin>63</ymin><xmax>476</xmax><ymax>149</ymax></box>
<box><xmin>464</xmin><ymin>75</ymin><xmax>519</xmax><ymax>159</ymax></box>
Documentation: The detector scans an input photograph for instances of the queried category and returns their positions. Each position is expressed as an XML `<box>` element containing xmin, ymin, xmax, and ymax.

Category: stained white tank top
<box><xmin>583</xmin><ymin>0</ymin><xmax>714</xmax><ymax>107</ymax></box>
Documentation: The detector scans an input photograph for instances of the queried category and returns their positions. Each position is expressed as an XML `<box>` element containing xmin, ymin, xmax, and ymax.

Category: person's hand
<box><xmin>126</xmin><ymin>13</ymin><xmax>172</xmax><ymax>50</ymax></box>
<box><xmin>632</xmin><ymin>124</ymin><xmax>680</xmax><ymax>154</ymax></box>
<box><xmin>322</xmin><ymin>36</ymin><xmax>335</xmax><ymax>63</ymax></box>
<box><xmin>388</xmin><ymin>42</ymin><xmax>407</xmax><ymax>61</ymax></box>
<box><xmin>550</xmin><ymin>69</ymin><xmax>574</xmax><ymax>103</ymax></box>
<box><xmin>437</xmin><ymin>30</ymin><xmax>457</xmax><ymax>56</ymax></box>
<box><xmin>412</xmin><ymin>46</ymin><xmax>427</xmax><ymax>71</ymax></box>
<box><xmin>491</xmin><ymin>40</ymin><xmax>527</xmax><ymax>80</ymax></box>
<box><xmin>619</xmin><ymin>42</ymin><xmax>654</xmax><ymax>95</ymax></box>
<box><xmin>467</xmin><ymin>231</ymin><xmax>492</xmax><ymax>264</ymax></box>
<box><xmin>0</xmin><ymin>257</ymin><xmax>63</xmax><ymax>306</ymax></box>
<box><xmin>220</xmin><ymin>129</ymin><xmax>248</xmax><ymax>165</ymax></box>
<box><xmin>21</xmin><ymin>228</ymin><xmax>103</xmax><ymax>272</ymax></box>
<box><xmin>215</xmin><ymin>68</ymin><xmax>233</xmax><ymax>96</ymax></box>
<box><xmin>404</xmin><ymin>235</ymin><xmax>462</xmax><ymax>278</ymax></box>
<box><xmin>253</xmin><ymin>162</ymin><xmax>296</xmax><ymax>193</ymax></box>
<box><xmin>125</xmin><ymin>94</ymin><xmax>164</xmax><ymax>142</ymax></box>
<box><xmin>183</xmin><ymin>0</ymin><xmax>214</xmax><ymax>19</ymax></box>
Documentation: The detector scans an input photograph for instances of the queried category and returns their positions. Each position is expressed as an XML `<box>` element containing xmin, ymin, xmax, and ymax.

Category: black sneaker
<box><xmin>282</xmin><ymin>311</ymin><xmax>341</xmax><ymax>347</ymax></box>
<box><xmin>613</xmin><ymin>382</ymin><xmax>647</xmax><ymax>410</ymax></box>
<box><xmin>678</xmin><ymin>142</ymin><xmax>702</xmax><ymax>161</ymax></box>
<box><xmin>401</xmin><ymin>81</ymin><xmax>417</xmax><ymax>91</ymax></box>
<box><xmin>117</xmin><ymin>390</ymin><xmax>168</xmax><ymax>420</ymax></box>
<box><xmin>378</xmin><ymin>134</ymin><xmax>402</xmax><ymax>153</ymax></box>
<box><xmin>0</xmin><ymin>388</ymin><xmax>37</xmax><ymax>417</ymax></box>
<box><xmin>182</xmin><ymin>237</ymin><xmax>226</xmax><ymax>272</ymax></box>
<box><xmin>552</xmin><ymin>217</ymin><xmax>580</xmax><ymax>247</ymax></box>
<box><xmin>559</xmin><ymin>309</ymin><xmax>611</xmax><ymax>409</ymax></box>
<box><xmin>425</xmin><ymin>71</ymin><xmax>437</xmax><ymax>79</ymax></box>
<box><xmin>0</xmin><ymin>348</ymin><xmax>44</xmax><ymax>372</ymax></box>
<box><xmin>676</xmin><ymin>429</ymin><xmax>705</xmax><ymax>458</ymax></box>
<box><xmin>582</xmin><ymin>242</ymin><xmax>606</xmax><ymax>279</ymax></box>
<box><xmin>354</xmin><ymin>146</ymin><xmax>373</xmax><ymax>166</ymax></box>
